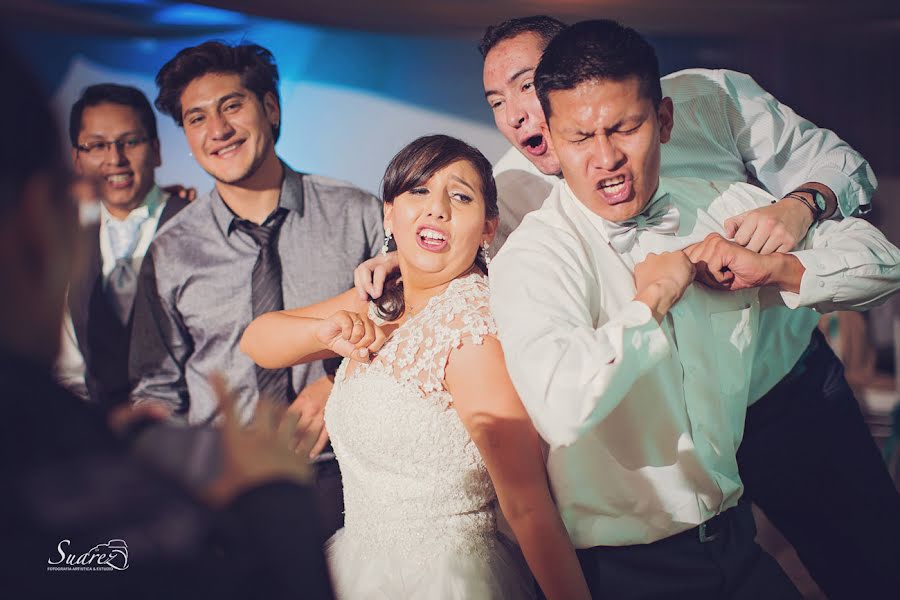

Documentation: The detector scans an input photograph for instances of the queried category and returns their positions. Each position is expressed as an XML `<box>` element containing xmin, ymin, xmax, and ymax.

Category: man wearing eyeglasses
<box><xmin>57</xmin><ymin>84</ymin><xmax>189</xmax><ymax>410</ymax></box>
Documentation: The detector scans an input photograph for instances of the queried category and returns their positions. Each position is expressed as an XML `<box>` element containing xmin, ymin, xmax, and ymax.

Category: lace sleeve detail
<box><xmin>444</xmin><ymin>288</ymin><xmax>497</xmax><ymax>349</ymax></box>
<box><xmin>430</xmin><ymin>275</ymin><xmax>498</xmax><ymax>398</ymax></box>
<box><xmin>372</xmin><ymin>274</ymin><xmax>497</xmax><ymax>403</ymax></box>
<box><xmin>438</xmin><ymin>298</ymin><xmax>498</xmax><ymax>397</ymax></box>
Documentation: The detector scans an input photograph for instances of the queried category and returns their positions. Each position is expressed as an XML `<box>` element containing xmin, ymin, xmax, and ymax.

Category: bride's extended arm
<box><xmin>240</xmin><ymin>289</ymin><xmax>370</xmax><ymax>368</ymax></box>
<box><xmin>447</xmin><ymin>337</ymin><xmax>591</xmax><ymax>600</ymax></box>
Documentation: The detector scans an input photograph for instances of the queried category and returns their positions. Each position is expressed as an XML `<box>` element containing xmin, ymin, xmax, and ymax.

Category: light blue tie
<box><xmin>603</xmin><ymin>197</ymin><xmax>680</xmax><ymax>253</ymax></box>
<box><xmin>106</xmin><ymin>213</ymin><xmax>148</xmax><ymax>323</ymax></box>
<box><xmin>107</xmin><ymin>214</ymin><xmax>147</xmax><ymax>261</ymax></box>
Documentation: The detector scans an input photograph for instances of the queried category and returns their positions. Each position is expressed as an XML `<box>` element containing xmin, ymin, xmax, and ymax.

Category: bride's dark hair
<box><xmin>375</xmin><ymin>135</ymin><xmax>498</xmax><ymax>321</ymax></box>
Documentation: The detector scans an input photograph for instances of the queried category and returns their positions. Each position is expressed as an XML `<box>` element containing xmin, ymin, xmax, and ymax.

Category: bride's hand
<box><xmin>316</xmin><ymin>310</ymin><xmax>386</xmax><ymax>362</ymax></box>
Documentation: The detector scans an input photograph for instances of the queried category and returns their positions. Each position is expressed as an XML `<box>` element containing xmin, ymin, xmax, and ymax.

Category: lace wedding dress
<box><xmin>324</xmin><ymin>273</ymin><xmax>536</xmax><ymax>599</ymax></box>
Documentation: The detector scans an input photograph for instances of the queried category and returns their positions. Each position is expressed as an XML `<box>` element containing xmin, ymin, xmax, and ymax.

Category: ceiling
<box><xmin>2</xmin><ymin>0</ymin><xmax>899</xmax><ymax>38</ymax></box>
<box><xmin>198</xmin><ymin>0</ymin><xmax>900</xmax><ymax>36</ymax></box>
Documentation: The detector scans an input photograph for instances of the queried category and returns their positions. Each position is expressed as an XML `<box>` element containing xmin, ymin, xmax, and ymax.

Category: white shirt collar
<box><xmin>100</xmin><ymin>184</ymin><xmax>164</xmax><ymax>224</ymax></box>
<box><xmin>561</xmin><ymin>179</ymin><xmax>671</xmax><ymax>243</ymax></box>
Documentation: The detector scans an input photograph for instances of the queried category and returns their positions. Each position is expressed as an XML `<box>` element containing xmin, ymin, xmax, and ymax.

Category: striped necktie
<box><xmin>233</xmin><ymin>208</ymin><xmax>291</xmax><ymax>402</ymax></box>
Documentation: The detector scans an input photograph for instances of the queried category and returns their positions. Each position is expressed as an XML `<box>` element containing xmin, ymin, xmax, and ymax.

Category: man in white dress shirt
<box><xmin>489</xmin><ymin>19</ymin><xmax>900</xmax><ymax>598</ymax></box>
<box><xmin>481</xmin><ymin>17</ymin><xmax>874</xmax><ymax>253</ymax></box>
<box><xmin>478</xmin><ymin>16</ymin><xmax>900</xmax><ymax>599</ymax></box>
<box><xmin>56</xmin><ymin>84</ymin><xmax>188</xmax><ymax>409</ymax></box>
<box><xmin>355</xmin><ymin>15</ymin><xmax>899</xmax><ymax>596</ymax></box>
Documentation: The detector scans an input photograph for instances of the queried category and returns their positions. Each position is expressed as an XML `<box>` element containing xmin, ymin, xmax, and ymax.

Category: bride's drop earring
<box><xmin>381</xmin><ymin>230</ymin><xmax>393</xmax><ymax>256</ymax></box>
<box><xmin>481</xmin><ymin>240</ymin><xmax>491</xmax><ymax>268</ymax></box>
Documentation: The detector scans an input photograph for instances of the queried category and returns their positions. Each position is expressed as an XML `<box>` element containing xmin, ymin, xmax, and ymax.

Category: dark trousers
<box><xmin>738</xmin><ymin>329</ymin><xmax>900</xmax><ymax>598</ymax></box>
<box><xmin>577</xmin><ymin>502</ymin><xmax>800</xmax><ymax>599</ymax></box>
<box><xmin>313</xmin><ymin>458</ymin><xmax>344</xmax><ymax>540</ymax></box>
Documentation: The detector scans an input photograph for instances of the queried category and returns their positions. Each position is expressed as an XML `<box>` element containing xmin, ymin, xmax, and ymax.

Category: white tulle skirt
<box><xmin>326</xmin><ymin>527</ymin><xmax>537</xmax><ymax>599</ymax></box>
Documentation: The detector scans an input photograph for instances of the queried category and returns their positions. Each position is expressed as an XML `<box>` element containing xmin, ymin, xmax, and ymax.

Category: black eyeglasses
<box><xmin>75</xmin><ymin>136</ymin><xmax>151</xmax><ymax>157</ymax></box>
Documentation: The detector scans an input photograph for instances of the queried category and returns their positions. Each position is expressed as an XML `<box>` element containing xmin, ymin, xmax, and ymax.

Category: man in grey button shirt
<box><xmin>129</xmin><ymin>41</ymin><xmax>383</xmax><ymax>536</ymax></box>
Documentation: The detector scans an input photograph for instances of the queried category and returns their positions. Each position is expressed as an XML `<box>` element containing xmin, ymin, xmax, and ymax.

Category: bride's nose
<box><xmin>425</xmin><ymin>190</ymin><xmax>452</xmax><ymax>220</ymax></box>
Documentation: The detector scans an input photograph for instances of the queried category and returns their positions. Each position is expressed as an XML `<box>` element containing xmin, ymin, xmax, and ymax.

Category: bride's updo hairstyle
<box><xmin>375</xmin><ymin>135</ymin><xmax>498</xmax><ymax>321</ymax></box>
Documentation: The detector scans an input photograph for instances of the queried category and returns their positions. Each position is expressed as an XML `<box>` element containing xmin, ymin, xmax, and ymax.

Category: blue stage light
<box><xmin>153</xmin><ymin>3</ymin><xmax>248</xmax><ymax>26</ymax></box>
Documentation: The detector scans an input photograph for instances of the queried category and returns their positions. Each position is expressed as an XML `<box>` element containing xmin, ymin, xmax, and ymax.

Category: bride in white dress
<box><xmin>241</xmin><ymin>135</ymin><xmax>589</xmax><ymax>599</ymax></box>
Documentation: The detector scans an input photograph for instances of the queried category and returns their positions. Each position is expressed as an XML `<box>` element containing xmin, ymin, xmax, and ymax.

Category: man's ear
<box><xmin>71</xmin><ymin>147</ymin><xmax>84</xmax><ymax>176</ymax></box>
<box><xmin>658</xmin><ymin>97</ymin><xmax>674</xmax><ymax>144</ymax></box>
<box><xmin>263</xmin><ymin>91</ymin><xmax>280</xmax><ymax>130</ymax></box>
<box><xmin>540</xmin><ymin>120</ymin><xmax>552</xmax><ymax>147</ymax></box>
<box><xmin>150</xmin><ymin>138</ymin><xmax>162</xmax><ymax>169</ymax></box>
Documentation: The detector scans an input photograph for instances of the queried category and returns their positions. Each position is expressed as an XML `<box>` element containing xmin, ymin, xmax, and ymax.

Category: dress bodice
<box><xmin>324</xmin><ymin>273</ymin><xmax>499</xmax><ymax>563</ymax></box>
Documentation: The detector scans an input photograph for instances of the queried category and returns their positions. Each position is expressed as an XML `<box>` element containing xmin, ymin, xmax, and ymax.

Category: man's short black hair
<box><xmin>0</xmin><ymin>43</ymin><xmax>64</xmax><ymax>218</ymax></box>
<box><xmin>69</xmin><ymin>84</ymin><xmax>158</xmax><ymax>147</ymax></box>
<box><xmin>478</xmin><ymin>15</ymin><xmax>566</xmax><ymax>58</ymax></box>
<box><xmin>535</xmin><ymin>19</ymin><xmax>663</xmax><ymax>122</ymax></box>
<box><xmin>155</xmin><ymin>41</ymin><xmax>281</xmax><ymax>142</ymax></box>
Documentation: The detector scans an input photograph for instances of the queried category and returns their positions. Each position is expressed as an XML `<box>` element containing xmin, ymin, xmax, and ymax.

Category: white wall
<box><xmin>53</xmin><ymin>55</ymin><xmax>509</xmax><ymax>197</ymax></box>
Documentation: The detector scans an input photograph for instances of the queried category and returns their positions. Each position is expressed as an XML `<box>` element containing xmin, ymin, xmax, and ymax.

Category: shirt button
<box><xmin>817</xmin><ymin>280</ymin><xmax>825</xmax><ymax>288</ymax></box>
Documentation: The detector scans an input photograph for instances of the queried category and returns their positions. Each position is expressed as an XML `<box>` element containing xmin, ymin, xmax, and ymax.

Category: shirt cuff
<box><xmin>807</xmin><ymin>167</ymin><xmax>861</xmax><ymax>218</ymax></box>
<box><xmin>616</xmin><ymin>300</ymin><xmax>671</xmax><ymax>373</ymax></box>
<box><xmin>779</xmin><ymin>249</ymin><xmax>841</xmax><ymax>309</ymax></box>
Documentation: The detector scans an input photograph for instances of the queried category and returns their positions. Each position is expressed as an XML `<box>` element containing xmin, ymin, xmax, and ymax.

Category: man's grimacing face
<box><xmin>542</xmin><ymin>76</ymin><xmax>673</xmax><ymax>223</ymax></box>
<box><xmin>483</xmin><ymin>32</ymin><xmax>561</xmax><ymax>176</ymax></box>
